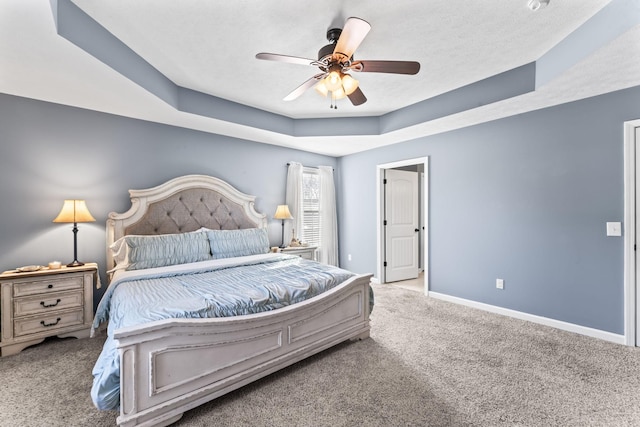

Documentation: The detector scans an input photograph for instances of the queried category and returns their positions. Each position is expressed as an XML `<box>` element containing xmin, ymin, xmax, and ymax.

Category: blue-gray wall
<box><xmin>338</xmin><ymin>85</ymin><xmax>640</xmax><ymax>335</ymax></box>
<box><xmin>0</xmin><ymin>94</ymin><xmax>338</xmax><ymax>305</ymax></box>
<box><xmin>2</xmin><ymin>85</ymin><xmax>639</xmax><ymax>335</ymax></box>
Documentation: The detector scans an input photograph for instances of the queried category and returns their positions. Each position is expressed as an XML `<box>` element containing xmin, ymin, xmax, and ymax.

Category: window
<box><xmin>286</xmin><ymin>162</ymin><xmax>337</xmax><ymax>265</ymax></box>
<box><xmin>302</xmin><ymin>168</ymin><xmax>320</xmax><ymax>247</ymax></box>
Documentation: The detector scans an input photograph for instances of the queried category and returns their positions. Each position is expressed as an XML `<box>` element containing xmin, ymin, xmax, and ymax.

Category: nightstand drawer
<box><xmin>14</xmin><ymin>291</ymin><xmax>83</xmax><ymax>317</ymax></box>
<box><xmin>12</xmin><ymin>275</ymin><xmax>84</xmax><ymax>297</ymax></box>
<box><xmin>280</xmin><ymin>246</ymin><xmax>317</xmax><ymax>260</ymax></box>
<box><xmin>13</xmin><ymin>309</ymin><xmax>84</xmax><ymax>337</ymax></box>
<box><xmin>297</xmin><ymin>251</ymin><xmax>314</xmax><ymax>260</ymax></box>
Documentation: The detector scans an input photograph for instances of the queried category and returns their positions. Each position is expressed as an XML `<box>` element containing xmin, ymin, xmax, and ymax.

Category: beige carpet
<box><xmin>1</xmin><ymin>283</ymin><xmax>639</xmax><ymax>426</ymax></box>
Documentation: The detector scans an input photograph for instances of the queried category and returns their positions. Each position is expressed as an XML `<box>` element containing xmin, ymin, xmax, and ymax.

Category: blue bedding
<box><xmin>91</xmin><ymin>254</ymin><xmax>360</xmax><ymax>411</ymax></box>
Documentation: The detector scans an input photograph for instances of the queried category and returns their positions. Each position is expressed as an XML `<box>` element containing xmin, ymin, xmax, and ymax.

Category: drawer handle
<box><xmin>40</xmin><ymin>299</ymin><xmax>61</xmax><ymax>308</ymax></box>
<box><xmin>40</xmin><ymin>318</ymin><xmax>61</xmax><ymax>327</ymax></box>
<box><xmin>47</xmin><ymin>284</ymin><xmax>53</xmax><ymax>289</ymax></box>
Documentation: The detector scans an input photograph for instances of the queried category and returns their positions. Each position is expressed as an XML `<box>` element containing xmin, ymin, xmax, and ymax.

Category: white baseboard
<box><xmin>428</xmin><ymin>291</ymin><xmax>626</xmax><ymax>345</ymax></box>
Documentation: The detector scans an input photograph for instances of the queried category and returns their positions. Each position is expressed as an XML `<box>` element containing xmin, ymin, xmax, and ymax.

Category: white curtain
<box><xmin>318</xmin><ymin>166</ymin><xmax>338</xmax><ymax>266</ymax></box>
<box><xmin>284</xmin><ymin>162</ymin><xmax>303</xmax><ymax>247</ymax></box>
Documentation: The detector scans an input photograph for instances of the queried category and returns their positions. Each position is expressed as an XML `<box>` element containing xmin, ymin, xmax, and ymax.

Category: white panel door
<box><xmin>385</xmin><ymin>169</ymin><xmax>419</xmax><ymax>282</ymax></box>
<box><xmin>636</xmin><ymin>125</ymin><xmax>640</xmax><ymax>345</ymax></box>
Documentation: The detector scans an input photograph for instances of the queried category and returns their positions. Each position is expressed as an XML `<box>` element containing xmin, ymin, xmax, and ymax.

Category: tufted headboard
<box><xmin>106</xmin><ymin>175</ymin><xmax>267</xmax><ymax>271</ymax></box>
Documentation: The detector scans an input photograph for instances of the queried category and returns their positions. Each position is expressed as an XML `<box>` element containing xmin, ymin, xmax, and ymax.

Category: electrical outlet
<box><xmin>496</xmin><ymin>279</ymin><xmax>504</xmax><ymax>290</ymax></box>
<box><xmin>348</xmin><ymin>254</ymin><xmax>352</xmax><ymax>261</ymax></box>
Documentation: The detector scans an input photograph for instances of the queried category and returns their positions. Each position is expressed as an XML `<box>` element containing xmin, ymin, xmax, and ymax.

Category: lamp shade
<box><xmin>341</xmin><ymin>73</ymin><xmax>359</xmax><ymax>95</ymax></box>
<box><xmin>314</xmin><ymin>80</ymin><xmax>329</xmax><ymax>97</ymax></box>
<box><xmin>53</xmin><ymin>200</ymin><xmax>96</xmax><ymax>223</ymax></box>
<box><xmin>324</xmin><ymin>71</ymin><xmax>342</xmax><ymax>92</ymax></box>
<box><xmin>332</xmin><ymin>87</ymin><xmax>347</xmax><ymax>100</ymax></box>
<box><xmin>273</xmin><ymin>205</ymin><xmax>293</xmax><ymax>220</ymax></box>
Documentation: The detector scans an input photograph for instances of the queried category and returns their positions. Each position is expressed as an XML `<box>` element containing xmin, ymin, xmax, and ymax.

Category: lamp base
<box><xmin>66</xmin><ymin>260</ymin><xmax>85</xmax><ymax>267</ymax></box>
<box><xmin>280</xmin><ymin>219</ymin><xmax>286</xmax><ymax>249</ymax></box>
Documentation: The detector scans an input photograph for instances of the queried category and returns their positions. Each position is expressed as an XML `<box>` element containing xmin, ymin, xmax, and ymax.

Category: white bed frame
<box><xmin>104</xmin><ymin>175</ymin><xmax>372</xmax><ymax>427</ymax></box>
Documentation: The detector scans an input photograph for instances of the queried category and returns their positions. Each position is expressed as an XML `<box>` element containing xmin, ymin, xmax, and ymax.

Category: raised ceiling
<box><xmin>1</xmin><ymin>0</ymin><xmax>639</xmax><ymax>156</ymax></box>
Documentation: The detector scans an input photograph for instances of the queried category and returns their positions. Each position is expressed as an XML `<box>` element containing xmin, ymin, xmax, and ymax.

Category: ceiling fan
<box><xmin>256</xmin><ymin>17</ymin><xmax>420</xmax><ymax>108</ymax></box>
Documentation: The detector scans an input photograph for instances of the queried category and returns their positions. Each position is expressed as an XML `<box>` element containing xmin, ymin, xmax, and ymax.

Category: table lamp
<box><xmin>273</xmin><ymin>205</ymin><xmax>293</xmax><ymax>248</ymax></box>
<box><xmin>53</xmin><ymin>199</ymin><xmax>96</xmax><ymax>267</ymax></box>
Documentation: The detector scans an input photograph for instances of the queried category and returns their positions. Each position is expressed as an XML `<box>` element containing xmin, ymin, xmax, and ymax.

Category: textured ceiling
<box><xmin>70</xmin><ymin>0</ymin><xmax>611</xmax><ymax>118</ymax></box>
<box><xmin>1</xmin><ymin>0</ymin><xmax>639</xmax><ymax>156</ymax></box>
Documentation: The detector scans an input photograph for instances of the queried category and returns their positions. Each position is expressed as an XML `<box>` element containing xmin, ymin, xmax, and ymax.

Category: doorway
<box><xmin>376</xmin><ymin>157</ymin><xmax>429</xmax><ymax>295</ymax></box>
<box><xmin>623</xmin><ymin>119</ymin><xmax>640</xmax><ymax>346</ymax></box>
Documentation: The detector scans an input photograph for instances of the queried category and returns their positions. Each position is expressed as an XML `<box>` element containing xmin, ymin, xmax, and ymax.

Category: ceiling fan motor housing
<box><xmin>326</xmin><ymin>28</ymin><xmax>342</xmax><ymax>43</ymax></box>
<box><xmin>318</xmin><ymin>28</ymin><xmax>347</xmax><ymax>63</ymax></box>
<box><xmin>318</xmin><ymin>43</ymin><xmax>335</xmax><ymax>62</ymax></box>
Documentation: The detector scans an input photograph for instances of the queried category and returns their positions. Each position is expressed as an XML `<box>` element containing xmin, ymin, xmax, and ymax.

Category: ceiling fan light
<box><xmin>341</xmin><ymin>74</ymin><xmax>359</xmax><ymax>95</ymax></box>
<box><xmin>332</xmin><ymin>87</ymin><xmax>347</xmax><ymax>100</ymax></box>
<box><xmin>325</xmin><ymin>71</ymin><xmax>342</xmax><ymax>92</ymax></box>
<box><xmin>314</xmin><ymin>80</ymin><xmax>329</xmax><ymax>97</ymax></box>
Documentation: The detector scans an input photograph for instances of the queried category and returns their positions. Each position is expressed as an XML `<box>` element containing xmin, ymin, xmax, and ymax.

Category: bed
<box><xmin>91</xmin><ymin>174</ymin><xmax>373</xmax><ymax>427</ymax></box>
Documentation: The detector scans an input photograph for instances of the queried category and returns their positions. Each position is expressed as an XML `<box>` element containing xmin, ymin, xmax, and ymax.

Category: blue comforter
<box><xmin>91</xmin><ymin>254</ymin><xmax>358</xmax><ymax>410</ymax></box>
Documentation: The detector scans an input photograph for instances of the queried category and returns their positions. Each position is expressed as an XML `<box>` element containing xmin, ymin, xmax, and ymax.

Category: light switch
<box><xmin>606</xmin><ymin>222</ymin><xmax>622</xmax><ymax>237</ymax></box>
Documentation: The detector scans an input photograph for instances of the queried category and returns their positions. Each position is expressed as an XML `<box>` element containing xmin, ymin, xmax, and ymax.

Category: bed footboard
<box><xmin>114</xmin><ymin>273</ymin><xmax>372</xmax><ymax>427</ymax></box>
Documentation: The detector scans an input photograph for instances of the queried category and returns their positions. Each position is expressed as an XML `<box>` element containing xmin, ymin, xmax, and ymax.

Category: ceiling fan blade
<box><xmin>256</xmin><ymin>53</ymin><xmax>317</xmax><ymax>67</ymax></box>
<box><xmin>283</xmin><ymin>74</ymin><xmax>325</xmax><ymax>101</ymax></box>
<box><xmin>350</xmin><ymin>60</ymin><xmax>421</xmax><ymax>75</ymax></box>
<box><xmin>347</xmin><ymin>86</ymin><xmax>367</xmax><ymax>106</ymax></box>
<box><xmin>332</xmin><ymin>17</ymin><xmax>371</xmax><ymax>62</ymax></box>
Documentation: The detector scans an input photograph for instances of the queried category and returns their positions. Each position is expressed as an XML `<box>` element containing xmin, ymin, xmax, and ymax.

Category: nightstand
<box><xmin>280</xmin><ymin>246</ymin><xmax>317</xmax><ymax>260</ymax></box>
<box><xmin>0</xmin><ymin>263</ymin><xmax>97</xmax><ymax>357</ymax></box>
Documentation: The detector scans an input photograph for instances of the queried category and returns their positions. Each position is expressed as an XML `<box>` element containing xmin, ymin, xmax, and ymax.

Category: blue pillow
<box><xmin>206</xmin><ymin>228</ymin><xmax>270</xmax><ymax>259</ymax></box>
<box><xmin>110</xmin><ymin>231</ymin><xmax>212</xmax><ymax>271</ymax></box>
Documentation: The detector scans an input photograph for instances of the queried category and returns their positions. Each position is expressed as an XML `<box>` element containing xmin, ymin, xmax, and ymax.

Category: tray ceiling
<box><xmin>1</xmin><ymin>0</ymin><xmax>639</xmax><ymax>156</ymax></box>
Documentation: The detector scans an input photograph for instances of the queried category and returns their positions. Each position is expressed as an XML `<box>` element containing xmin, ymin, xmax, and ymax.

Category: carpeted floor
<box><xmin>1</xmin><ymin>283</ymin><xmax>639</xmax><ymax>427</ymax></box>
